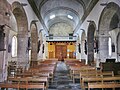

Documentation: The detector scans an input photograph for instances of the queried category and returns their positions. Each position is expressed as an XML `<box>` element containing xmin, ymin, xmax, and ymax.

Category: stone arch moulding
<box><xmin>30</xmin><ymin>22</ymin><xmax>38</xmax><ymax>67</ymax></box>
<box><xmin>117</xmin><ymin>32</ymin><xmax>120</xmax><ymax>62</ymax></box>
<box><xmin>81</xmin><ymin>30</ymin><xmax>87</xmax><ymax>64</ymax></box>
<box><xmin>12</xmin><ymin>1</ymin><xmax>28</xmax><ymax>67</ymax></box>
<box><xmin>98</xmin><ymin>2</ymin><xmax>120</xmax><ymax>62</ymax></box>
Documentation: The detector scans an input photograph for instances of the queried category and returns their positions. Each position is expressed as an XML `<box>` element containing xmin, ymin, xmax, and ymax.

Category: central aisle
<box><xmin>49</xmin><ymin>61</ymin><xmax>81</xmax><ymax>90</ymax></box>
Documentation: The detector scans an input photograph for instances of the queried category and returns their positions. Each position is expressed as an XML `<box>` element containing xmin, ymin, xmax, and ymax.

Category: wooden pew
<box><xmin>7</xmin><ymin>77</ymin><xmax>48</xmax><ymax>89</ymax></box>
<box><xmin>0</xmin><ymin>78</ymin><xmax>46</xmax><ymax>90</ymax></box>
<box><xmin>72</xmin><ymin>66</ymin><xmax>96</xmax><ymax>83</ymax></box>
<box><xmin>80</xmin><ymin>71</ymin><xmax>114</xmax><ymax>83</ymax></box>
<box><xmin>88</xmin><ymin>82</ymin><xmax>120</xmax><ymax>90</ymax></box>
<box><xmin>81</xmin><ymin>76</ymin><xmax>120</xmax><ymax>90</ymax></box>
<box><xmin>0</xmin><ymin>82</ymin><xmax>19</xmax><ymax>89</ymax></box>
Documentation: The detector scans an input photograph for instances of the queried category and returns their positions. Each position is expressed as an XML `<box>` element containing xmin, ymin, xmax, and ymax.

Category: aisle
<box><xmin>49</xmin><ymin>61</ymin><xmax>81</xmax><ymax>90</ymax></box>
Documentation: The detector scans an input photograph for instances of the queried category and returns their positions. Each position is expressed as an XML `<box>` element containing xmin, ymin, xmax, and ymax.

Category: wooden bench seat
<box><xmin>82</xmin><ymin>76</ymin><xmax>120</xmax><ymax>90</ymax></box>
<box><xmin>80</xmin><ymin>71</ymin><xmax>114</xmax><ymax>83</ymax></box>
<box><xmin>0</xmin><ymin>82</ymin><xmax>45</xmax><ymax>90</ymax></box>
<box><xmin>26</xmin><ymin>83</ymin><xmax>45</xmax><ymax>90</ymax></box>
<box><xmin>7</xmin><ymin>77</ymin><xmax>48</xmax><ymax>89</ymax></box>
<box><xmin>88</xmin><ymin>82</ymin><xmax>120</xmax><ymax>90</ymax></box>
<box><xmin>71</xmin><ymin>66</ymin><xmax>96</xmax><ymax>83</ymax></box>
<box><xmin>0</xmin><ymin>82</ymin><xmax>19</xmax><ymax>89</ymax></box>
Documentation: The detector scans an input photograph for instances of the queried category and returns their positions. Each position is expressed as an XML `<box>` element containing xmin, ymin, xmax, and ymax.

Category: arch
<box><xmin>39</xmin><ymin>29</ymin><xmax>43</xmax><ymax>43</ymax></box>
<box><xmin>98</xmin><ymin>2</ymin><xmax>120</xmax><ymax>61</ymax></box>
<box><xmin>30</xmin><ymin>22</ymin><xmax>38</xmax><ymax>67</ymax></box>
<box><xmin>39</xmin><ymin>0</ymin><xmax>86</xmax><ymax>13</ymax></box>
<box><xmin>87</xmin><ymin>21</ymin><xmax>96</xmax><ymax>65</ymax></box>
<box><xmin>81</xmin><ymin>30</ymin><xmax>87</xmax><ymax>63</ymax></box>
<box><xmin>12</xmin><ymin>1</ymin><xmax>28</xmax><ymax>67</ymax></box>
<box><xmin>38</xmin><ymin>29</ymin><xmax>43</xmax><ymax>53</ymax></box>
<box><xmin>117</xmin><ymin>33</ymin><xmax>120</xmax><ymax>62</ymax></box>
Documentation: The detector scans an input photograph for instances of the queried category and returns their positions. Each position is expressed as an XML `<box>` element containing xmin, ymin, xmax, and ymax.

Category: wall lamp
<box><xmin>39</xmin><ymin>29</ymin><xmax>43</xmax><ymax>33</ymax></box>
<box><xmin>87</xmin><ymin>20</ymin><xmax>94</xmax><ymax>23</ymax></box>
<box><xmin>21</xmin><ymin>3</ymin><xmax>27</xmax><ymax>6</ymax></box>
<box><xmin>100</xmin><ymin>3</ymin><xmax>108</xmax><ymax>6</ymax></box>
<box><xmin>32</xmin><ymin>20</ymin><xmax>39</xmax><ymax>23</ymax></box>
<box><xmin>0</xmin><ymin>24</ymin><xmax>11</xmax><ymax>31</ymax></box>
<box><xmin>5</xmin><ymin>12</ymin><xmax>11</xmax><ymax>17</ymax></box>
<box><xmin>0</xmin><ymin>25</ymin><xmax>5</xmax><ymax>31</ymax></box>
<box><xmin>80</xmin><ymin>29</ymin><xmax>85</xmax><ymax>31</ymax></box>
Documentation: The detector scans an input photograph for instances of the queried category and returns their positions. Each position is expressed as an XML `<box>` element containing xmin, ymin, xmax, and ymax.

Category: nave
<box><xmin>0</xmin><ymin>0</ymin><xmax>120</xmax><ymax>90</ymax></box>
<box><xmin>49</xmin><ymin>61</ymin><xmax>80</xmax><ymax>90</ymax></box>
<box><xmin>0</xmin><ymin>59</ymin><xmax>120</xmax><ymax>90</ymax></box>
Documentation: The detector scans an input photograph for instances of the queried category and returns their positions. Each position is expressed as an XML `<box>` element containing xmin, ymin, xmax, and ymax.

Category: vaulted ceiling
<box><xmin>28</xmin><ymin>0</ymin><xmax>98</xmax><ymax>35</ymax></box>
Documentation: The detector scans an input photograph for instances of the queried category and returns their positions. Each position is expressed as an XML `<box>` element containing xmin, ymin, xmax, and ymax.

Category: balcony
<box><xmin>46</xmin><ymin>36</ymin><xmax>77</xmax><ymax>42</ymax></box>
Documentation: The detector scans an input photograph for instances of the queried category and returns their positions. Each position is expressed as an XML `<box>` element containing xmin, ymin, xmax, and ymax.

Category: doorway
<box><xmin>55</xmin><ymin>45</ymin><xmax>67</xmax><ymax>58</ymax></box>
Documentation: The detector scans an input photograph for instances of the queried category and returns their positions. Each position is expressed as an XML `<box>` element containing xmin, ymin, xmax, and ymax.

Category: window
<box><xmin>67</xmin><ymin>15</ymin><xmax>73</xmax><ymax>19</ymax></box>
<box><xmin>50</xmin><ymin>15</ymin><xmax>55</xmax><ymax>19</ymax></box>
<box><xmin>12</xmin><ymin>36</ymin><xmax>17</xmax><ymax>57</ymax></box>
<box><xmin>108</xmin><ymin>37</ymin><xmax>112</xmax><ymax>56</ymax></box>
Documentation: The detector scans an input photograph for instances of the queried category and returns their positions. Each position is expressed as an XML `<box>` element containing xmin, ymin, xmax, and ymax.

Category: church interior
<box><xmin>0</xmin><ymin>0</ymin><xmax>120</xmax><ymax>90</ymax></box>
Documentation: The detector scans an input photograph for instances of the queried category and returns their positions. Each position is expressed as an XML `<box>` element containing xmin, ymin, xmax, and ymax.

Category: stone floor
<box><xmin>48</xmin><ymin>61</ymin><xmax>81</xmax><ymax>90</ymax></box>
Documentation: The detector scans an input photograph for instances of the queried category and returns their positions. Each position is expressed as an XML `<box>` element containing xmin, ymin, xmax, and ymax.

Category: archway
<box><xmin>81</xmin><ymin>30</ymin><xmax>86</xmax><ymax>64</ymax></box>
<box><xmin>98</xmin><ymin>2</ymin><xmax>120</xmax><ymax>62</ymax></box>
<box><xmin>87</xmin><ymin>22</ymin><xmax>96</xmax><ymax>65</ymax></box>
<box><xmin>37</xmin><ymin>29</ymin><xmax>43</xmax><ymax>59</ymax></box>
<box><xmin>12</xmin><ymin>2</ymin><xmax>28</xmax><ymax>67</ymax></box>
<box><xmin>117</xmin><ymin>33</ymin><xmax>120</xmax><ymax>62</ymax></box>
<box><xmin>30</xmin><ymin>23</ymin><xmax>38</xmax><ymax>67</ymax></box>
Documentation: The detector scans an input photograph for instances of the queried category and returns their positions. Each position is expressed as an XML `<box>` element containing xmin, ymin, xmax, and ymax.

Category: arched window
<box><xmin>108</xmin><ymin>37</ymin><xmax>112</xmax><ymax>56</ymax></box>
<box><xmin>12</xmin><ymin>36</ymin><xmax>17</xmax><ymax>57</ymax></box>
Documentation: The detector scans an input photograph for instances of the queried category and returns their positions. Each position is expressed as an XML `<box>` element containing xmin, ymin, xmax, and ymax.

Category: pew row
<box><xmin>82</xmin><ymin>76</ymin><xmax>120</xmax><ymax>90</ymax></box>
<box><xmin>0</xmin><ymin>77</ymin><xmax>48</xmax><ymax>90</ymax></box>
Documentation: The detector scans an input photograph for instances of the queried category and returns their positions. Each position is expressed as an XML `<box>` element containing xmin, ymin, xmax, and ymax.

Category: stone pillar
<box><xmin>99</xmin><ymin>35</ymin><xmax>109</xmax><ymax>62</ymax></box>
<box><xmin>0</xmin><ymin>0</ymin><xmax>11</xmax><ymax>81</ymax></box>
<box><xmin>87</xmin><ymin>42</ymin><xmax>94</xmax><ymax>65</ymax></box>
<box><xmin>17</xmin><ymin>34</ymin><xmax>29</xmax><ymax>69</ymax></box>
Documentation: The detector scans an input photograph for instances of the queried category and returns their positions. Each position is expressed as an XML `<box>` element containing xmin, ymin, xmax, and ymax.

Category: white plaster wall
<box><xmin>109</xmin><ymin>28</ymin><xmax>120</xmax><ymax>61</ymax></box>
<box><xmin>77</xmin><ymin>0</ymin><xmax>120</xmax><ymax>65</ymax></box>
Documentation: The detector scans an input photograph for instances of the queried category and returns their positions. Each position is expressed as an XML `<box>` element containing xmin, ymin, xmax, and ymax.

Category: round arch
<box><xmin>81</xmin><ymin>30</ymin><xmax>87</xmax><ymax>63</ymax></box>
<box><xmin>98</xmin><ymin>2</ymin><xmax>120</xmax><ymax>61</ymax></box>
<box><xmin>117</xmin><ymin>33</ymin><xmax>120</xmax><ymax>62</ymax></box>
<box><xmin>12</xmin><ymin>1</ymin><xmax>28</xmax><ymax>67</ymax></box>
<box><xmin>30</xmin><ymin>22</ymin><xmax>38</xmax><ymax>67</ymax></box>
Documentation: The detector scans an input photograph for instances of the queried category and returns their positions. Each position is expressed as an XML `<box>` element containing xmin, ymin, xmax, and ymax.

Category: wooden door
<box><xmin>55</xmin><ymin>45</ymin><xmax>67</xmax><ymax>58</ymax></box>
<box><xmin>49</xmin><ymin>52</ymin><xmax>54</xmax><ymax>58</ymax></box>
<box><xmin>62</xmin><ymin>46</ymin><xmax>67</xmax><ymax>58</ymax></box>
<box><xmin>69</xmin><ymin>52</ymin><xmax>73</xmax><ymax>58</ymax></box>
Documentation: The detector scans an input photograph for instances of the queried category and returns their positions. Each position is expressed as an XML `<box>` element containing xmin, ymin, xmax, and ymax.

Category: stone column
<box><xmin>99</xmin><ymin>35</ymin><xmax>109</xmax><ymax>62</ymax></box>
<box><xmin>87</xmin><ymin>42</ymin><xmax>94</xmax><ymax>65</ymax></box>
<box><xmin>17</xmin><ymin>34</ymin><xmax>29</xmax><ymax>69</ymax></box>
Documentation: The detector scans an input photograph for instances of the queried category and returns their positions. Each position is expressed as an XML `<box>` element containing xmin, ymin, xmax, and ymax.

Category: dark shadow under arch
<box><xmin>87</xmin><ymin>22</ymin><xmax>96</xmax><ymax>65</ymax></box>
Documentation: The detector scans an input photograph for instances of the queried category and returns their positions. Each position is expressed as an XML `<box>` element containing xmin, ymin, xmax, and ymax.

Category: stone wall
<box><xmin>0</xmin><ymin>0</ymin><xmax>11</xmax><ymax>82</ymax></box>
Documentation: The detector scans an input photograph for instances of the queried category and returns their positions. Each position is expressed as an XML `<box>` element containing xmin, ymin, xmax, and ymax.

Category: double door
<box><xmin>55</xmin><ymin>45</ymin><xmax>67</xmax><ymax>58</ymax></box>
